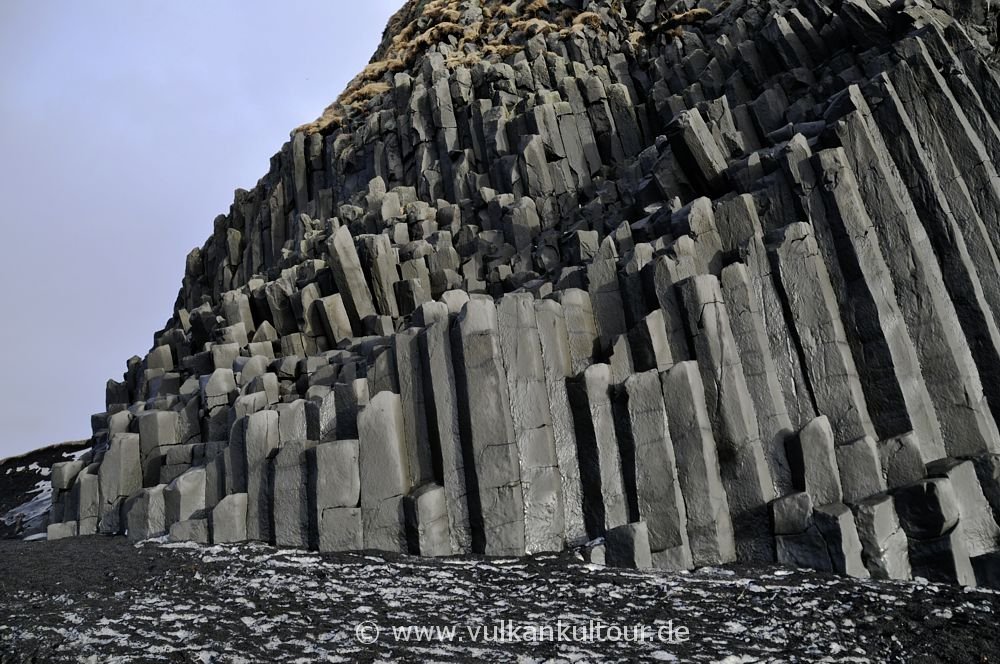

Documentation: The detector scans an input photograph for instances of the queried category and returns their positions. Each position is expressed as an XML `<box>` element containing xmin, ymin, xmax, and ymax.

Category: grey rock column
<box><xmin>327</xmin><ymin>225</ymin><xmax>376</xmax><ymax>334</ymax></box>
<box><xmin>739</xmin><ymin>235</ymin><xmax>816</xmax><ymax>429</ymax></box>
<box><xmin>404</xmin><ymin>483</ymin><xmax>452</xmax><ymax>557</ymax></box>
<box><xmin>552</xmin><ymin>289</ymin><xmax>600</xmax><ymax>375</ymax></box>
<box><xmin>787</xmin><ymin>416</ymin><xmax>843</xmax><ymax>507</ymax></box>
<box><xmin>767</xmin><ymin>222</ymin><xmax>875</xmax><ymax>444</ymax></box>
<box><xmin>124</xmin><ymin>485</ymin><xmax>167</xmax><ymax>543</ymax></box>
<box><xmin>98</xmin><ymin>433</ymin><xmax>142</xmax><ymax>535</ymax></box>
<box><xmin>451</xmin><ymin>299</ymin><xmax>525</xmax><ymax>556</ymax></box>
<box><xmin>605</xmin><ymin>522</ymin><xmax>653</xmax><ymax>569</ymax></box>
<box><xmin>854</xmin><ymin>494</ymin><xmax>912</xmax><ymax>580</ymax></box>
<box><xmin>869</xmin><ymin>72</ymin><xmax>1000</xmax><ymax>424</ymax></box>
<box><xmin>677</xmin><ymin>275</ymin><xmax>775</xmax><ymax>562</ymax></box>
<box><xmin>811</xmin><ymin>146</ymin><xmax>944</xmax><ymax>457</ymax></box>
<box><xmin>271</xmin><ymin>440</ymin><xmax>316</xmax><ymax>550</ymax></box>
<box><xmin>497</xmin><ymin>293</ymin><xmax>565</xmax><ymax>553</ymax></box>
<box><xmin>534</xmin><ymin>298</ymin><xmax>587</xmax><ymax>546</ymax></box>
<box><xmin>212</xmin><ymin>493</ymin><xmax>248</xmax><ymax>544</ymax></box>
<box><xmin>720</xmin><ymin>262</ymin><xmax>794</xmax><ymax>494</ymax></box>
<box><xmin>243</xmin><ymin>409</ymin><xmax>279</xmax><ymax>542</ymax></box>
<box><xmin>420</xmin><ymin>318</ymin><xmax>472</xmax><ymax>554</ymax></box>
<box><xmin>831</xmin><ymin>89</ymin><xmax>1000</xmax><ymax>457</ymax></box>
<box><xmin>567</xmin><ymin>364</ymin><xmax>628</xmax><ymax>538</ymax></box>
<box><xmin>358</xmin><ymin>391</ymin><xmax>412</xmax><ymax>553</ymax></box>
<box><xmin>926</xmin><ymin>458</ymin><xmax>1000</xmax><ymax>558</ymax></box>
<box><xmin>660</xmin><ymin>362</ymin><xmax>736</xmax><ymax>566</ymax></box>
<box><xmin>620</xmin><ymin>370</ymin><xmax>692</xmax><ymax>569</ymax></box>
<box><xmin>394</xmin><ymin>328</ymin><xmax>434</xmax><ymax>486</ymax></box>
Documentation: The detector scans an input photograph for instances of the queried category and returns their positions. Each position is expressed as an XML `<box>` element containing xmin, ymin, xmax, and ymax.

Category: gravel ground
<box><xmin>0</xmin><ymin>537</ymin><xmax>997</xmax><ymax>663</ymax></box>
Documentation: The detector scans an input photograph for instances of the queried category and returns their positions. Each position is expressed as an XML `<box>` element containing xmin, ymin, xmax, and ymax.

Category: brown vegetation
<box><xmin>296</xmin><ymin>0</ymin><xmax>626</xmax><ymax>136</ymax></box>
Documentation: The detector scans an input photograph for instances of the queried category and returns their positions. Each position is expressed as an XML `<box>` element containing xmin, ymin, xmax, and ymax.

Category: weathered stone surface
<box><xmin>164</xmin><ymin>467</ymin><xmax>207</xmax><ymax>527</ymax></box>
<box><xmin>309</xmin><ymin>439</ymin><xmax>360</xmax><ymax>511</ymax></box>
<box><xmin>420</xmin><ymin>318</ymin><xmax>472</xmax><ymax>554</ymax></box>
<box><xmin>451</xmin><ymin>299</ymin><xmax>525</xmax><ymax>556</ymax></box>
<box><xmin>926</xmin><ymin>459</ymin><xmax>1000</xmax><ymax>558</ymax></box>
<box><xmin>535</xmin><ymin>298</ymin><xmax>586</xmax><ymax>546</ymax></box>
<box><xmin>98</xmin><ymin>433</ymin><xmax>142</xmax><ymax>535</ymax></box>
<box><xmin>677</xmin><ymin>275</ymin><xmax>774</xmax><ymax>562</ymax></box>
<box><xmin>318</xmin><ymin>507</ymin><xmax>363</xmax><ymax>553</ymax></box>
<box><xmin>497</xmin><ymin>293</ymin><xmax>564</xmax><ymax>553</ymax></box>
<box><xmin>568</xmin><ymin>364</ymin><xmax>627</xmax><ymax>539</ymax></box>
<box><xmin>124</xmin><ymin>485</ymin><xmax>167</xmax><ymax>543</ymax></box>
<box><xmin>46</xmin><ymin>521</ymin><xmax>78</xmax><ymax>541</ymax></box>
<box><xmin>893</xmin><ymin>478</ymin><xmax>961</xmax><ymax>541</ymax></box>
<box><xmin>327</xmin><ymin>226</ymin><xmax>376</xmax><ymax>333</ymax></box>
<box><xmin>787</xmin><ymin>416</ymin><xmax>843</xmax><ymax>507</ymax></box>
<box><xmin>854</xmin><ymin>494</ymin><xmax>912</xmax><ymax>580</ymax></box>
<box><xmin>242</xmin><ymin>410</ymin><xmax>279</xmax><ymax>542</ymax></box>
<box><xmin>836</xmin><ymin>437</ymin><xmax>886</xmax><ymax>505</ymax></box>
<box><xmin>212</xmin><ymin>492</ymin><xmax>248</xmax><ymax>544</ymax></box>
<box><xmin>51</xmin><ymin>460</ymin><xmax>86</xmax><ymax>492</ymax></box>
<box><xmin>358</xmin><ymin>391</ymin><xmax>411</xmax><ymax>553</ymax></box>
<box><xmin>720</xmin><ymin>263</ymin><xmax>793</xmax><ymax>495</ymax></box>
<box><xmin>831</xmin><ymin>85</ymin><xmax>1000</xmax><ymax>458</ymax></box>
<box><xmin>660</xmin><ymin>362</ymin><xmax>736</xmax><ymax>566</ymax></box>
<box><xmin>270</xmin><ymin>440</ymin><xmax>316</xmax><ymax>550</ymax></box>
<box><xmin>619</xmin><ymin>370</ymin><xmax>690</xmax><ymax>569</ymax></box>
<box><xmin>908</xmin><ymin>529</ymin><xmax>978</xmax><ymax>587</ymax></box>
<box><xmin>169</xmin><ymin>518</ymin><xmax>210</xmax><ymax>544</ymax></box>
<box><xmin>605</xmin><ymin>522</ymin><xmax>653</xmax><ymax>569</ymax></box>
<box><xmin>767</xmin><ymin>223</ymin><xmax>875</xmax><ymax>445</ymax></box>
<box><xmin>404</xmin><ymin>483</ymin><xmax>451</xmax><ymax>557</ymax></box>
<box><xmin>814</xmin><ymin>504</ymin><xmax>870</xmax><ymax>579</ymax></box>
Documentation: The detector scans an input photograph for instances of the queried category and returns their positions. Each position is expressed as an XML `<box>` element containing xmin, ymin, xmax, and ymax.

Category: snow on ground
<box><xmin>0</xmin><ymin>480</ymin><xmax>51</xmax><ymax>527</ymax></box>
<box><xmin>0</xmin><ymin>538</ymin><xmax>997</xmax><ymax>663</ymax></box>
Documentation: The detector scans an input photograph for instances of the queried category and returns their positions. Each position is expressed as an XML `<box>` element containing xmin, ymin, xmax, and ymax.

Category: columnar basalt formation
<box><xmin>46</xmin><ymin>0</ymin><xmax>1000</xmax><ymax>587</ymax></box>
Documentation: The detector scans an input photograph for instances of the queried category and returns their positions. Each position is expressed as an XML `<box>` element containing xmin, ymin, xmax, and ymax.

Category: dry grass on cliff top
<box><xmin>295</xmin><ymin>0</ymin><xmax>712</xmax><ymax>137</ymax></box>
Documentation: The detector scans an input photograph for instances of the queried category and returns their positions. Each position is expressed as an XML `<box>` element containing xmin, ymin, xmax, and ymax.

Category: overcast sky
<box><xmin>0</xmin><ymin>1</ymin><xmax>401</xmax><ymax>459</ymax></box>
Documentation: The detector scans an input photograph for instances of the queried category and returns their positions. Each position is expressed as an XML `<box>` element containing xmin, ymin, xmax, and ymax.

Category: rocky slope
<box><xmin>30</xmin><ymin>0</ymin><xmax>1000</xmax><ymax>598</ymax></box>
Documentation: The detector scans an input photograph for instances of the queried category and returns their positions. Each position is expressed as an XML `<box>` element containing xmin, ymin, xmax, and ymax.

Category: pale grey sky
<box><xmin>0</xmin><ymin>1</ymin><xmax>401</xmax><ymax>458</ymax></box>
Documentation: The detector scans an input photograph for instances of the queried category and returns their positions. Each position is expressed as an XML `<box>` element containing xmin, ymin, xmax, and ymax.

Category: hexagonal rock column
<box><xmin>243</xmin><ymin>410</ymin><xmax>279</xmax><ymax>543</ymax></box>
<box><xmin>567</xmin><ymin>364</ymin><xmax>628</xmax><ymax>539</ymax></box>
<box><xmin>98</xmin><ymin>433</ymin><xmax>142</xmax><ymax>535</ymax></box>
<box><xmin>832</xmin><ymin>89</ymin><xmax>1000</xmax><ymax>458</ymax></box>
<box><xmin>605</xmin><ymin>522</ymin><xmax>653</xmax><ymax>570</ymax></box>
<box><xmin>358</xmin><ymin>391</ymin><xmax>412</xmax><ymax>553</ymax></box>
<box><xmin>786</xmin><ymin>416</ymin><xmax>844</xmax><ymax>507</ymax></box>
<box><xmin>853</xmin><ymin>494</ymin><xmax>912</xmax><ymax>580</ymax></box>
<box><xmin>926</xmin><ymin>459</ymin><xmax>1000</xmax><ymax>558</ymax></box>
<box><xmin>165</xmin><ymin>467</ymin><xmax>207</xmax><ymax>527</ymax></box>
<box><xmin>212</xmin><ymin>493</ymin><xmax>248</xmax><ymax>544</ymax></box>
<box><xmin>327</xmin><ymin>225</ymin><xmax>376</xmax><ymax>334</ymax></box>
<box><xmin>309</xmin><ymin>439</ymin><xmax>361</xmax><ymax>553</ymax></box>
<box><xmin>767</xmin><ymin>222</ymin><xmax>876</xmax><ymax>445</ymax></box>
<box><xmin>660</xmin><ymin>362</ymin><xmax>736</xmax><ymax>566</ymax></box>
<box><xmin>720</xmin><ymin>262</ymin><xmax>794</xmax><ymax>495</ymax></box>
<box><xmin>894</xmin><ymin>478</ymin><xmax>977</xmax><ymax>586</ymax></box>
<box><xmin>270</xmin><ymin>440</ymin><xmax>317</xmax><ymax>550</ymax></box>
<box><xmin>451</xmin><ymin>299</ymin><xmax>525</xmax><ymax>556</ymax></box>
<box><xmin>677</xmin><ymin>274</ymin><xmax>775</xmax><ymax>562</ymax></box>
<box><xmin>497</xmin><ymin>293</ymin><xmax>565</xmax><ymax>553</ymax></box>
<box><xmin>618</xmin><ymin>370</ymin><xmax>691</xmax><ymax>570</ymax></box>
<box><xmin>124</xmin><ymin>485</ymin><xmax>167</xmax><ymax>543</ymax></box>
<box><xmin>72</xmin><ymin>467</ymin><xmax>100</xmax><ymax>536</ymax></box>
<box><xmin>404</xmin><ymin>483</ymin><xmax>451</xmax><ymax>557</ymax></box>
<box><xmin>534</xmin><ymin>298</ymin><xmax>587</xmax><ymax>546</ymax></box>
<box><xmin>419</xmin><ymin>317</ymin><xmax>472</xmax><ymax>554</ymax></box>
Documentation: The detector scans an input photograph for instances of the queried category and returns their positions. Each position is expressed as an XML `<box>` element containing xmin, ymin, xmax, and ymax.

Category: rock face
<box><xmin>45</xmin><ymin>0</ymin><xmax>1000</xmax><ymax>587</ymax></box>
